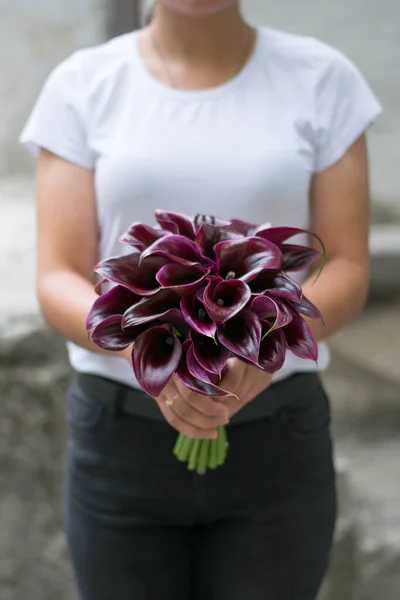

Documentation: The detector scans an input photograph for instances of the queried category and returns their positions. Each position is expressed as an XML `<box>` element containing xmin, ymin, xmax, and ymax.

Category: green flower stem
<box><xmin>177</xmin><ymin>435</ymin><xmax>193</xmax><ymax>462</ymax></box>
<box><xmin>209</xmin><ymin>438</ymin><xmax>218</xmax><ymax>470</ymax></box>
<box><xmin>188</xmin><ymin>439</ymin><xmax>201</xmax><ymax>471</ymax></box>
<box><xmin>217</xmin><ymin>426</ymin><xmax>227</xmax><ymax>466</ymax></box>
<box><xmin>220</xmin><ymin>425</ymin><xmax>228</xmax><ymax>464</ymax></box>
<box><xmin>197</xmin><ymin>439</ymin><xmax>210</xmax><ymax>475</ymax></box>
<box><xmin>173</xmin><ymin>433</ymin><xmax>185</xmax><ymax>457</ymax></box>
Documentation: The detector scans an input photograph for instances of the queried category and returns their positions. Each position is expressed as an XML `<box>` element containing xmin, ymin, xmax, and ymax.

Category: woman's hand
<box><xmin>216</xmin><ymin>358</ymin><xmax>273</xmax><ymax>419</ymax></box>
<box><xmin>120</xmin><ymin>345</ymin><xmax>229</xmax><ymax>439</ymax></box>
<box><xmin>156</xmin><ymin>376</ymin><xmax>230</xmax><ymax>439</ymax></box>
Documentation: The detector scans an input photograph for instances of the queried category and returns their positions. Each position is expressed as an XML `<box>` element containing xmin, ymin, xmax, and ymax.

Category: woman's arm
<box><xmin>35</xmin><ymin>149</ymin><xmax>129</xmax><ymax>359</ymax></box>
<box><xmin>36</xmin><ymin>149</ymin><xmax>228</xmax><ymax>436</ymax></box>
<box><xmin>219</xmin><ymin>133</ymin><xmax>371</xmax><ymax>412</ymax></box>
<box><xmin>302</xmin><ymin>133</ymin><xmax>370</xmax><ymax>340</ymax></box>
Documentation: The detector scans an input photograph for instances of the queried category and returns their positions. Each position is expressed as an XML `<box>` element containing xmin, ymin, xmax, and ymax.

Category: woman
<box><xmin>21</xmin><ymin>1</ymin><xmax>382</xmax><ymax>598</ymax></box>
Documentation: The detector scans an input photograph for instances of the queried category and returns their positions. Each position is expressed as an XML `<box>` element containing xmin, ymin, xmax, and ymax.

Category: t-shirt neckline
<box><xmin>130</xmin><ymin>27</ymin><xmax>263</xmax><ymax>102</ymax></box>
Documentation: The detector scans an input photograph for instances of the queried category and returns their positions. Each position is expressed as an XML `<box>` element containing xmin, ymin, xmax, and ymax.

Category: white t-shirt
<box><xmin>21</xmin><ymin>26</ymin><xmax>382</xmax><ymax>389</ymax></box>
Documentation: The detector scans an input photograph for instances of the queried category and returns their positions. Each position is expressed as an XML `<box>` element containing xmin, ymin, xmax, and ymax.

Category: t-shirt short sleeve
<box><xmin>20</xmin><ymin>53</ymin><xmax>95</xmax><ymax>170</ymax></box>
<box><xmin>313</xmin><ymin>49</ymin><xmax>383</xmax><ymax>172</ymax></box>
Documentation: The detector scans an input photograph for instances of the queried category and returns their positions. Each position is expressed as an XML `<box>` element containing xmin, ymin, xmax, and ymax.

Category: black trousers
<box><xmin>64</xmin><ymin>374</ymin><xmax>336</xmax><ymax>600</ymax></box>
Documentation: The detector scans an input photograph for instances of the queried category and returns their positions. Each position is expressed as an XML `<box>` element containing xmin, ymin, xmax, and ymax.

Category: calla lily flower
<box><xmin>181</xmin><ymin>289</ymin><xmax>217</xmax><ymax>337</ymax></box>
<box><xmin>119</xmin><ymin>223</ymin><xmax>169</xmax><ymax>250</ymax></box>
<box><xmin>155</xmin><ymin>210</ymin><xmax>196</xmax><ymax>239</ymax></box>
<box><xmin>190</xmin><ymin>330</ymin><xmax>231</xmax><ymax>376</ymax></box>
<box><xmin>122</xmin><ymin>289</ymin><xmax>180</xmax><ymax>328</ymax></box>
<box><xmin>95</xmin><ymin>253</ymin><xmax>167</xmax><ymax>296</ymax></box>
<box><xmin>91</xmin><ymin>316</ymin><xmax>149</xmax><ymax>351</ymax></box>
<box><xmin>86</xmin><ymin>285</ymin><xmax>140</xmax><ymax>331</ymax></box>
<box><xmin>218</xmin><ymin>310</ymin><xmax>262</xmax><ymax>365</ymax></box>
<box><xmin>203</xmin><ymin>277</ymin><xmax>251</xmax><ymax>324</ymax></box>
<box><xmin>215</xmin><ymin>237</ymin><xmax>282</xmax><ymax>283</ymax></box>
<box><xmin>132</xmin><ymin>324</ymin><xmax>182</xmax><ymax>397</ymax></box>
<box><xmin>176</xmin><ymin>341</ymin><xmax>233</xmax><ymax>397</ymax></box>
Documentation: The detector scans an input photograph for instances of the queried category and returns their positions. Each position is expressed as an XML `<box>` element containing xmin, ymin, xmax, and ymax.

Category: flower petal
<box><xmin>283</xmin><ymin>313</ymin><xmax>318</xmax><ymax>362</ymax></box>
<box><xmin>158</xmin><ymin>308</ymin><xmax>190</xmax><ymax>338</ymax></box>
<box><xmin>186</xmin><ymin>343</ymin><xmax>220</xmax><ymax>385</ymax></box>
<box><xmin>195</xmin><ymin>222</ymin><xmax>242</xmax><ymax>259</ymax></box>
<box><xmin>122</xmin><ymin>289</ymin><xmax>180</xmax><ymax>328</ymax></box>
<box><xmin>203</xmin><ymin>278</ymin><xmax>251</xmax><ymax>324</ymax></box>
<box><xmin>181</xmin><ymin>292</ymin><xmax>217</xmax><ymax>337</ymax></box>
<box><xmin>154</xmin><ymin>210</ymin><xmax>195</xmax><ymax>239</ymax></box>
<box><xmin>190</xmin><ymin>330</ymin><xmax>231</xmax><ymax>376</ymax></box>
<box><xmin>250</xmin><ymin>295</ymin><xmax>293</xmax><ymax>331</ymax></box>
<box><xmin>140</xmin><ymin>234</ymin><xmax>211</xmax><ymax>267</ymax></box>
<box><xmin>193</xmin><ymin>214</ymin><xmax>231</xmax><ymax>232</ymax></box>
<box><xmin>267</xmin><ymin>272</ymin><xmax>303</xmax><ymax>303</ymax></box>
<box><xmin>86</xmin><ymin>285</ymin><xmax>140</xmax><ymax>331</ymax></box>
<box><xmin>95</xmin><ymin>253</ymin><xmax>167</xmax><ymax>296</ymax></box>
<box><xmin>157</xmin><ymin>264</ymin><xmax>209</xmax><ymax>296</ymax></box>
<box><xmin>132</xmin><ymin>325</ymin><xmax>182</xmax><ymax>396</ymax></box>
<box><xmin>281</xmin><ymin>244</ymin><xmax>321</xmax><ymax>272</ymax></box>
<box><xmin>291</xmin><ymin>295</ymin><xmax>324</xmax><ymax>322</ymax></box>
<box><xmin>217</xmin><ymin>310</ymin><xmax>262</xmax><ymax>365</ymax></box>
<box><xmin>255</xmin><ymin>226</ymin><xmax>307</xmax><ymax>246</ymax></box>
<box><xmin>228</xmin><ymin>218</ymin><xmax>258</xmax><ymax>237</ymax></box>
<box><xmin>215</xmin><ymin>237</ymin><xmax>282</xmax><ymax>283</ymax></box>
<box><xmin>176</xmin><ymin>341</ymin><xmax>231</xmax><ymax>397</ymax></box>
<box><xmin>258</xmin><ymin>329</ymin><xmax>287</xmax><ymax>373</ymax></box>
<box><xmin>91</xmin><ymin>315</ymin><xmax>146</xmax><ymax>351</ymax></box>
<box><xmin>119</xmin><ymin>223</ymin><xmax>168</xmax><ymax>249</ymax></box>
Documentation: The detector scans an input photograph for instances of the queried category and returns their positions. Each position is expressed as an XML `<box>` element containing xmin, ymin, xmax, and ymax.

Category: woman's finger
<box><xmin>178</xmin><ymin>388</ymin><xmax>230</xmax><ymax>419</ymax></box>
<box><xmin>171</xmin><ymin>396</ymin><xmax>229</xmax><ymax>429</ymax></box>
<box><xmin>156</xmin><ymin>399</ymin><xmax>218</xmax><ymax>440</ymax></box>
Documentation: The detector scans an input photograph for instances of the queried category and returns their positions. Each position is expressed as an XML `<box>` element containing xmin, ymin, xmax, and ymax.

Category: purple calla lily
<box><xmin>228</xmin><ymin>218</ymin><xmax>257</xmax><ymax>236</ymax></box>
<box><xmin>176</xmin><ymin>341</ymin><xmax>232</xmax><ymax>397</ymax></box>
<box><xmin>119</xmin><ymin>223</ymin><xmax>169</xmax><ymax>250</ymax></box>
<box><xmin>291</xmin><ymin>295</ymin><xmax>324</xmax><ymax>322</ymax></box>
<box><xmin>122</xmin><ymin>289</ymin><xmax>180</xmax><ymax>328</ymax></box>
<box><xmin>86</xmin><ymin>285</ymin><xmax>140</xmax><ymax>331</ymax></box>
<box><xmin>203</xmin><ymin>277</ymin><xmax>251</xmax><ymax>324</ymax></box>
<box><xmin>267</xmin><ymin>272</ymin><xmax>303</xmax><ymax>303</ymax></box>
<box><xmin>190</xmin><ymin>330</ymin><xmax>231</xmax><ymax>376</ymax></box>
<box><xmin>95</xmin><ymin>253</ymin><xmax>167</xmax><ymax>296</ymax></box>
<box><xmin>91</xmin><ymin>315</ymin><xmax>148</xmax><ymax>351</ymax></box>
<box><xmin>181</xmin><ymin>290</ymin><xmax>217</xmax><ymax>337</ymax></box>
<box><xmin>186</xmin><ymin>342</ymin><xmax>220</xmax><ymax>386</ymax></box>
<box><xmin>195</xmin><ymin>222</ymin><xmax>243</xmax><ymax>259</ymax></box>
<box><xmin>258</xmin><ymin>328</ymin><xmax>287</xmax><ymax>373</ymax></box>
<box><xmin>132</xmin><ymin>324</ymin><xmax>182</xmax><ymax>397</ymax></box>
<box><xmin>281</xmin><ymin>244</ymin><xmax>321</xmax><ymax>272</ymax></box>
<box><xmin>155</xmin><ymin>210</ymin><xmax>195</xmax><ymax>239</ymax></box>
<box><xmin>140</xmin><ymin>234</ymin><xmax>214</xmax><ymax>268</ymax></box>
<box><xmin>215</xmin><ymin>237</ymin><xmax>282</xmax><ymax>283</ymax></box>
<box><xmin>250</xmin><ymin>295</ymin><xmax>293</xmax><ymax>332</ymax></box>
<box><xmin>283</xmin><ymin>312</ymin><xmax>319</xmax><ymax>362</ymax></box>
<box><xmin>157</xmin><ymin>263</ymin><xmax>210</xmax><ymax>296</ymax></box>
<box><xmin>217</xmin><ymin>310</ymin><xmax>262</xmax><ymax>365</ymax></box>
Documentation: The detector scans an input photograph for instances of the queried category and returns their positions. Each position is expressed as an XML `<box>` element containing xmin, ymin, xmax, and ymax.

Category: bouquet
<box><xmin>87</xmin><ymin>211</ymin><xmax>324</xmax><ymax>474</ymax></box>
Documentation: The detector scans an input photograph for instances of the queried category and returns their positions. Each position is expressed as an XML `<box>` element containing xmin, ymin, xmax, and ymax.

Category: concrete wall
<box><xmin>1</xmin><ymin>0</ymin><xmax>107</xmax><ymax>177</ymax></box>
